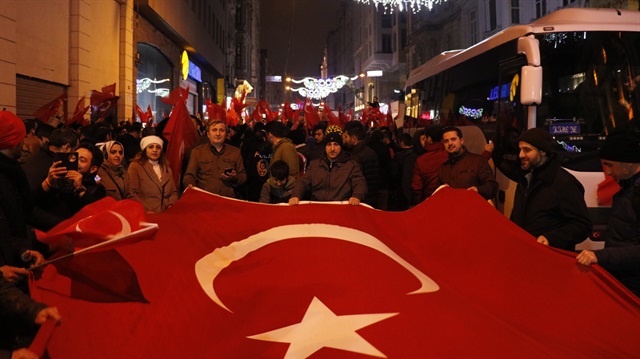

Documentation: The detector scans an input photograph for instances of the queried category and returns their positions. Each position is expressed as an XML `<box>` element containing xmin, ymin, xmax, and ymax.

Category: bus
<box><xmin>404</xmin><ymin>8</ymin><xmax>640</xmax><ymax>236</ymax></box>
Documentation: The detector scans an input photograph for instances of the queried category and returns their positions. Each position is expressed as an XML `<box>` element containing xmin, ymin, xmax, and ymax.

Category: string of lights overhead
<box><xmin>353</xmin><ymin>0</ymin><xmax>447</xmax><ymax>13</ymax></box>
<box><xmin>286</xmin><ymin>75</ymin><xmax>360</xmax><ymax>100</ymax></box>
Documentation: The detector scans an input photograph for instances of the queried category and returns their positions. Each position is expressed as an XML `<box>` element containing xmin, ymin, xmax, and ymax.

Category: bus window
<box><xmin>536</xmin><ymin>31</ymin><xmax>640</xmax><ymax>171</ymax></box>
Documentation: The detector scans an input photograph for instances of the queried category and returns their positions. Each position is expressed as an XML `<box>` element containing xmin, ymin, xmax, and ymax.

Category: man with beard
<box><xmin>289</xmin><ymin>131</ymin><xmax>366</xmax><ymax>205</ymax></box>
<box><xmin>510</xmin><ymin>128</ymin><xmax>591</xmax><ymax>250</ymax></box>
<box><xmin>438</xmin><ymin>126</ymin><xmax>497</xmax><ymax>200</ymax></box>
<box><xmin>38</xmin><ymin>142</ymin><xmax>106</xmax><ymax>221</ymax></box>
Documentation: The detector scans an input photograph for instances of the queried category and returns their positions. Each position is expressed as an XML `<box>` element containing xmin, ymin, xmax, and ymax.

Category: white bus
<box><xmin>405</xmin><ymin>8</ymin><xmax>640</xmax><ymax>232</ymax></box>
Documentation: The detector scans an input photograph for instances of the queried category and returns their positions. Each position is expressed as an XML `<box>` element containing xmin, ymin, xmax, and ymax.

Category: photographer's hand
<box><xmin>66</xmin><ymin>170</ymin><xmax>84</xmax><ymax>192</ymax></box>
<box><xmin>43</xmin><ymin>161</ymin><xmax>66</xmax><ymax>191</ymax></box>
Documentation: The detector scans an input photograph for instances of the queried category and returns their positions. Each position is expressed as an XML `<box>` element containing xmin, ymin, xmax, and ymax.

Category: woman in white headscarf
<box><xmin>127</xmin><ymin>135</ymin><xmax>178</xmax><ymax>213</ymax></box>
<box><xmin>97</xmin><ymin>141</ymin><xmax>137</xmax><ymax>201</ymax></box>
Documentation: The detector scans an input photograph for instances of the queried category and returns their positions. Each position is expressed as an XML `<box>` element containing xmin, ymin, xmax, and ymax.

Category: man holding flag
<box><xmin>183</xmin><ymin>119</ymin><xmax>246</xmax><ymax>199</ymax></box>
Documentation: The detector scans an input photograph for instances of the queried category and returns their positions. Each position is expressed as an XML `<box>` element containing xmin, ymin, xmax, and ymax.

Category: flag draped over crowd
<box><xmin>29</xmin><ymin>187</ymin><xmax>640</xmax><ymax>358</ymax></box>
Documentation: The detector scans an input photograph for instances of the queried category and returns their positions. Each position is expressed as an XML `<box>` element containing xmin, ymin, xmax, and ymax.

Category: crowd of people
<box><xmin>1</xmin><ymin>105</ymin><xmax>639</xmax><ymax>356</ymax></box>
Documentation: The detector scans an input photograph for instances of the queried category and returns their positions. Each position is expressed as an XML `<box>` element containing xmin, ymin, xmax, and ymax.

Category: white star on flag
<box><xmin>247</xmin><ymin>296</ymin><xmax>398</xmax><ymax>358</ymax></box>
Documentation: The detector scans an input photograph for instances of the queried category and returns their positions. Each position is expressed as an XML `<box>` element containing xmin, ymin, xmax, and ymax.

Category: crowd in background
<box><xmin>1</xmin><ymin>106</ymin><xmax>639</xmax><ymax>357</ymax></box>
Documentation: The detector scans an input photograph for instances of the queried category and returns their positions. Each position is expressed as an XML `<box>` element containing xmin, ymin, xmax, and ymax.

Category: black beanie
<box><xmin>324</xmin><ymin>132</ymin><xmax>343</xmax><ymax>147</ymax></box>
<box><xmin>518</xmin><ymin>128</ymin><xmax>554</xmax><ymax>154</ymax></box>
<box><xmin>600</xmin><ymin>131</ymin><xmax>640</xmax><ymax>163</ymax></box>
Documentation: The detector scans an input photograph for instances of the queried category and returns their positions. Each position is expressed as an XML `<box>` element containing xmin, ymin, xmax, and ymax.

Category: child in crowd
<box><xmin>259</xmin><ymin>160</ymin><xmax>296</xmax><ymax>204</ymax></box>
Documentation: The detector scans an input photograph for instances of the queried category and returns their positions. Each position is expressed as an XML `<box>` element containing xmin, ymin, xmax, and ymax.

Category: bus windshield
<box><xmin>536</xmin><ymin>31</ymin><xmax>640</xmax><ymax>157</ymax></box>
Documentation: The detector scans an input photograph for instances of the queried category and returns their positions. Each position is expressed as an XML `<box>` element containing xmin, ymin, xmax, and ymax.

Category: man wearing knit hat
<box><xmin>577</xmin><ymin>131</ymin><xmax>640</xmax><ymax>296</ymax></box>
<box><xmin>289</xmin><ymin>130</ymin><xmax>367</xmax><ymax>206</ymax></box>
<box><xmin>510</xmin><ymin>128</ymin><xmax>592</xmax><ymax>250</ymax></box>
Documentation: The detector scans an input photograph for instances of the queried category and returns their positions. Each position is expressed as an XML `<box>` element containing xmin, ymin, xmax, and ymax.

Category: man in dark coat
<box><xmin>342</xmin><ymin>121</ymin><xmax>380</xmax><ymax>207</ymax></box>
<box><xmin>438</xmin><ymin>126</ymin><xmax>498</xmax><ymax>200</ymax></box>
<box><xmin>0</xmin><ymin>110</ymin><xmax>46</xmax><ymax>288</ymax></box>
<box><xmin>577</xmin><ymin>131</ymin><xmax>640</xmax><ymax>296</ymax></box>
<box><xmin>510</xmin><ymin>128</ymin><xmax>592</xmax><ymax>250</ymax></box>
<box><xmin>0</xmin><ymin>276</ymin><xmax>62</xmax><ymax>358</ymax></box>
<box><xmin>289</xmin><ymin>132</ymin><xmax>366</xmax><ymax>205</ymax></box>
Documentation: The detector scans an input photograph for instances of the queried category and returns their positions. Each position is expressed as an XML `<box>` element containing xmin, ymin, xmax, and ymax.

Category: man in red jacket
<box><xmin>411</xmin><ymin>125</ymin><xmax>449</xmax><ymax>204</ymax></box>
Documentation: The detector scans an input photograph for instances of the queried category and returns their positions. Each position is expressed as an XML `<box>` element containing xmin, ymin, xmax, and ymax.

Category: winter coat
<box><xmin>438</xmin><ymin>149</ymin><xmax>498</xmax><ymax>200</ymax></box>
<box><xmin>510</xmin><ymin>155</ymin><xmax>592</xmax><ymax>250</ymax></box>
<box><xmin>128</xmin><ymin>160</ymin><xmax>178</xmax><ymax>213</ymax></box>
<box><xmin>271</xmin><ymin>138</ymin><xmax>300</xmax><ymax>178</ymax></box>
<box><xmin>412</xmin><ymin>142</ymin><xmax>449</xmax><ymax>203</ymax></box>
<box><xmin>595</xmin><ymin>172</ymin><xmax>640</xmax><ymax>295</ymax></box>
<box><xmin>292</xmin><ymin>152</ymin><xmax>367</xmax><ymax>202</ymax></box>
<box><xmin>98</xmin><ymin>162</ymin><xmax>137</xmax><ymax>201</ymax></box>
<box><xmin>183</xmin><ymin>143</ymin><xmax>246</xmax><ymax>199</ymax></box>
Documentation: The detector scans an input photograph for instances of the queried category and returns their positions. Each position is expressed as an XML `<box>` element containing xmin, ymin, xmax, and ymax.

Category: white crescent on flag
<box><xmin>195</xmin><ymin>223</ymin><xmax>439</xmax><ymax>313</ymax></box>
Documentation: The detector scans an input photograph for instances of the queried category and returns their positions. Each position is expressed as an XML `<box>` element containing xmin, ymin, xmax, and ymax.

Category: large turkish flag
<box><xmin>30</xmin><ymin>187</ymin><xmax>640</xmax><ymax>358</ymax></box>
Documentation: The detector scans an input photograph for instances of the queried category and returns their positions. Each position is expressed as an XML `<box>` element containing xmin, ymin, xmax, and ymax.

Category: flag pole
<box><xmin>28</xmin><ymin>222</ymin><xmax>158</xmax><ymax>271</ymax></box>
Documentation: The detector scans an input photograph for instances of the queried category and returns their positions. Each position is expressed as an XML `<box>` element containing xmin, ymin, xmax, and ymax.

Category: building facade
<box><xmin>0</xmin><ymin>0</ymin><xmax>260</xmax><ymax>124</ymax></box>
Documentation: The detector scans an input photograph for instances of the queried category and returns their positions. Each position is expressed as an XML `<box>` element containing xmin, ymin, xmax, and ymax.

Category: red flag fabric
<box><xmin>338</xmin><ymin>105</ymin><xmax>349</xmax><ymax>128</ymax></box>
<box><xmin>135</xmin><ymin>104</ymin><xmax>149</xmax><ymax>124</ymax></box>
<box><xmin>101</xmin><ymin>83</ymin><xmax>116</xmax><ymax>97</ymax></box>
<box><xmin>226</xmin><ymin>108</ymin><xmax>240</xmax><ymax>127</ymax></box>
<box><xmin>303</xmin><ymin>98</ymin><xmax>320</xmax><ymax>130</ymax></box>
<box><xmin>36</xmin><ymin>197</ymin><xmax>157</xmax><ymax>254</ymax></box>
<box><xmin>90</xmin><ymin>84</ymin><xmax>118</xmax><ymax>123</ymax></box>
<box><xmin>66</xmin><ymin>96</ymin><xmax>90</xmax><ymax>126</ymax></box>
<box><xmin>162</xmin><ymin>91</ymin><xmax>199</xmax><ymax>186</ymax></box>
<box><xmin>32</xmin><ymin>93</ymin><xmax>66</xmax><ymax>124</ymax></box>
<box><xmin>145</xmin><ymin>104</ymin><xmax>154</xmax><ymax>125</ymax></box>
<box><xmin>205</xmin><ymin>99</ymin><xmax>227</xmax><ymax>123</ymax></box>
<box><xmin>257</xmin><ymin>99</ymin><xmax>276</xmax><ymax>123</ymax></box>
<box><xmin>597</xmin><ymin>174</ymin><xmax>620</xmax><ymax>206</ymax></box>
<box><xmin>322</xmin><ymin>103</ymin><xmax>340</xmax><ymax>127</ymax></box>
<box><xmin>30</xmin><ymin>187</ymin><xmax>640</xmax><ymax>358</ymax></box>
<box><xmin>31</xmin><ymin>197</ymin><xmax>157</xmax><ymax>304</ymax></box>
<box><xmin>283</xmin><ymin>99</ymin><xmax>294</xmax><ymax>122</ymax></box>
<box><xmin>161</xmin><ymin>86</ymin><xmax>189</xmax><ymax>106</ymax></box>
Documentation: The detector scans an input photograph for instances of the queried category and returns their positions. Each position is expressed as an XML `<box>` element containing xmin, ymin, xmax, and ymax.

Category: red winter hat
<box><xmin>0</xmin><ymin>110</ymin><xmax>26</xmax><ymax>150</ymax></box>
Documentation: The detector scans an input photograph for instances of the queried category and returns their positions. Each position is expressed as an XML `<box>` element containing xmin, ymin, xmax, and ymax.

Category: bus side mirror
<box><xmin>521</xmin><ymin>65</ymin><xmax>542</xmax><ymax>105</ymax></box>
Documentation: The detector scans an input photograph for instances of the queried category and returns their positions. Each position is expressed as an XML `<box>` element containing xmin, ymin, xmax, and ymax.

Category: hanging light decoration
<box><xmin>287</xmin><ymin>75</ymin><xmax>359</xmax><ymax>100</ymax></box>
<box><xmin>353</xmin><ymin>0</ymin><xmax>447</xmax><ymax>13</ymax></box>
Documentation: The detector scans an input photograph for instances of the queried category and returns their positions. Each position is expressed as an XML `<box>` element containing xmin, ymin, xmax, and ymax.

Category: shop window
<box><xmin>136</xmin><ymin>42</ymin><xmax>173</xmax><ymax>123</ymax></box>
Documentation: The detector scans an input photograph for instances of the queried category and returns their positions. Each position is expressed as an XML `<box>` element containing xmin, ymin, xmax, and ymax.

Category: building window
<box><xmin>536</xmin><ymin>0</ymin><xmax>547</xmax><ymax>18</ymax></box>
<box><xmin>511</xmin><ymin>0</ymin><xmax>520</xmax><ymax>24</ymax></box>
<box><xmin>489</xmin><ymin>0</ymin><xmax>497</xmax><ymax>31</ymax></box>
<box><xmin>235</xmin><ymin>42</ymin><xmax>242</xmax><ymax>69</ymax></box>
<box><xmin>136</xmin><ymin>43</ymin><xmax>173</xmax><ymax>123</ymax></box>
<box><xmin>469</xmin><ymin>10</ymin><xmax>477</xmax><ymax>44</ymax></box>
<box><xmin>382</xmin><ymin>34</ymin><xmax>392</xmax><ymax>53</ymax></box>
<box><xmin>381</xmin><ymin>14</ymin><xmax>392</xmax><ymax>28</ymax></box>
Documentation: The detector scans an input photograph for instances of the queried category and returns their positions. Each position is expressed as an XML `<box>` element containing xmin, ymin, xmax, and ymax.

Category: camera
<box><xmin>53</xmin><ymin>152</ymin><xmax>79</xmax><ymax>171</ymax></box>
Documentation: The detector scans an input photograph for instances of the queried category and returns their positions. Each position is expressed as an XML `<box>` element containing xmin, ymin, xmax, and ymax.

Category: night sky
<box><xmin>260</xmin><ymin>0</ymin><xmax>344</xmax><ymax>78</ymax></box>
